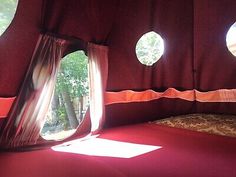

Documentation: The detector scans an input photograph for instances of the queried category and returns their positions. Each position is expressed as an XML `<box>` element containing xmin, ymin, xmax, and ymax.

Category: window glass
<box><xmin>0</xmin><ymin>0</ymin><xmax>18</xmax><ymax>36</ymax></box>
<box><xmin>226</xmin><ymin>22</ymin><xmax>236</xmax><ymax>57</ymax></box>
<box><xmin>41</xmin><ymin>51</ymin><xmax>89</xmax><ymax>140</ymax></box>
<box><xmin>135</xmin><ymin>31</ymin><xmax>164</xmax><ymax>66</ymax></box>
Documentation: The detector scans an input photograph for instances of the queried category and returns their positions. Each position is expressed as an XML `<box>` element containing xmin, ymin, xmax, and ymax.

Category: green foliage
<box><xmin>54</xmin><ymin>50</ymin><xmax>88</xmax><ymax>127</ymax></box>
<box><xmin>136</xmin><ymin>31</ymin><xmax>164</xmax><ymax>66</ymax></box>
<box><xmin>56</xmin><ymin>104</ymin><xmax>69</xmax><ymax>129</ymax></box>
<box><xmin>0</xmin><ymin>0</ymin><xmax>18</xmax><ymax>35</ymax></box>
<box><xmin>56</xmin><ymin>51</ymin><xmax>89</xmax><ymax>99</ymax></box>
<box><xmin>41</xmin><ymin>51</ymin><xmax>89</xmax><ymax>136</ymax></box>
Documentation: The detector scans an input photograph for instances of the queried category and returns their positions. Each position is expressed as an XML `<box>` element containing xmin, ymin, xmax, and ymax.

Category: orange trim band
<box><xmin>195</xmin><ymin>89</ymin><xmax>236</xmax><ymax>102</ymax></box>
<box><xmin>105</xmin><ymin>88</ymin><xmax>236</xmax><ymax>105</ymax></box>
<box><xmin>0</xmin><ymin>97</ymin><xmax>16</xmax><ymax>118</ymax></box>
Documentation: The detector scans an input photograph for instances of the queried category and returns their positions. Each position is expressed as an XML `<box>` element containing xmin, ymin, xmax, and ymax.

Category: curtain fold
<box><xmin>88</xmin><ymin>43</ymin><xmax>108</xmax><ymax>132</ymax></box>
<box><xmin>0</xmin><ymin>34</ymin><xmax>68</xmax><ymax>148</ymax></box>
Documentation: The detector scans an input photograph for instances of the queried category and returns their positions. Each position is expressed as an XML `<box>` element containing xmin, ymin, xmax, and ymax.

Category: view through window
<box><xmin>0</xmin><ymin>0</ymin><xmax>18</xmax><ymax>36</ymax></box>
<box><xmin>226</xmin><ymin>22</ymin><xmax>236</xmax><ymax>57</ymax></box>
<box><xmin>41</xmin><ymin>51</ymin><xmax>89</xmax><ymax>140</ymax></box>
<box><xmin>135</xmin><ymin>31</ymin><xmax>164</xmax><ymax>66</ymax></box>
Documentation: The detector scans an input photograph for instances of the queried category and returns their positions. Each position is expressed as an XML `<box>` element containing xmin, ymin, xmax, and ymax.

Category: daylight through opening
<box><xmin>0</xmin><ymin>0</ymin><xmax>18</xmax><ymax>36</ymax></box>
<box><xmin>41</xmin><ymin>50</ymin><xmax>89</xmax><ymax>140</ymax></box>
<box><xmin>135</xmin><ymin>31</ymin><xmax>164</xmax><ymax>66</ymax></box>
<box><xmin>226</xmin><ymin>22</ymin><xmax>236</xmax><ymax>57</ymax></box>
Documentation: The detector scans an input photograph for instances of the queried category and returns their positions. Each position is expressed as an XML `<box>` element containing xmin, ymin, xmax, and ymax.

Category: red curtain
<box><xmin>0</xmin><ymin>34</ymin><xmax>68</xmax><ymax>148</ymax></box>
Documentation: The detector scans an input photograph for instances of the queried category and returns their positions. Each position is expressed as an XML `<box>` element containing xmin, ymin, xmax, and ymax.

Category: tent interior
<box><xmin>0</xmin><ymin>0</ymin><xmax>236</xmax><ymax>176</ymax></box>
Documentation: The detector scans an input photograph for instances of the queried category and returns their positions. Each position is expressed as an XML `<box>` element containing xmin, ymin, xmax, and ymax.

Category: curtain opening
<box><xmin>0</xmin><ymin>35</ymin><xmax>109</xmax><ymax>149</ymax></box>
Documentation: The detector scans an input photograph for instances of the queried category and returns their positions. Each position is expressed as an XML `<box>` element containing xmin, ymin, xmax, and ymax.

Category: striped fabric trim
<box><xmin>105</xmin><ymin>88</ymin><xmax>236</xmax><ymax>105</ymax></box>
<box><xmin>0</xmin><ymin>97</ymin><xmax>16</xmax><ymax>118</ymax></box>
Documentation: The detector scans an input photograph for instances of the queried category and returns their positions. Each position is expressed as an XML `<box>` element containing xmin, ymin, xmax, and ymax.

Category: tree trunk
<box><xmin>51</xmin><ymin>92</ymin><xmax>60</xmax><ymax>124</ymax></box>
<box><xmin>61</xmin><ymin>91</ymin><xmax>79</xmax><ymax>129</ymax></box>
<box><xmin>79</xmin><ymin>96</ymin><xmax>84</xmax><ymax>122</ymax></box>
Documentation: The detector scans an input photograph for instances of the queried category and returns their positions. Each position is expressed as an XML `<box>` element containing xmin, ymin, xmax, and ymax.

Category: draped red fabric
<box><xmin>88</xmin><ymin>43</ymin><xmax>108</xmax><ymax>132</ymax></box>
<box><xmin>0</xmin><ymin>34</ymin><xmax>68</xmax><ymax>148</ymax></box>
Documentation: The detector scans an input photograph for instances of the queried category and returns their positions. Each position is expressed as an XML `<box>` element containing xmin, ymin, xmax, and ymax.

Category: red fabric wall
<box><xmin>194</xmin><ymin>0</ymin><xmax>236</xmax><ymax>113</ymax></box>
<box><xmin>107</xmin><ymin>0</ymin><xmax>194</xmax><ymax>91</ymax></box>
<box><xmin>0</xmin><ymin>0</ymin><xmax>236</xmax><ymax>127</ymax></box>
<box><xmin>0</xmin><ymin>0</ymin><xmax>42</xmax><ymax>96</ymax></box>
<box><xmin>194</xmin><ymin>0</ymin><xmax>236</xmax><ymax>91</ymax></box>
<box><xmin>104</xmin><ymin>0</ymin><xmax>195</xmax><ymax>126</ymax></box>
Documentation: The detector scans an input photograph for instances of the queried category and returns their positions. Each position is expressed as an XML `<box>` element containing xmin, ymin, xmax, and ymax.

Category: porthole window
<box><xmin>226</xmin><ymin>22</ymin><xmax>236</xmax><ymax>57</ymax></box>
<box><xmin>135</xmin><ymin>31</ymin><xmax>164</xmax><ymax>66</ymax></box>
<box><xmin>41</xmin><ymin>51</ymin><xmax>89</xmax><ymax>140</ymax></box>
<box><xmin>0</xmin><ymin>0</ymin><xmax>18</xmax><ymax>36</ymax></box>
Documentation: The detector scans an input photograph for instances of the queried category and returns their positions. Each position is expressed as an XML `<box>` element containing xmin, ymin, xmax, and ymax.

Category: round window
<box><xmin>135</xmin><ymin>31</ymin><xmax>164</xmax><ymax>66</ymax></box>
<box><xmin>226</xmin><ymin>22</ymin><xmax>236</xmax><ymax>57</ymax></box>
<box><xmin>41</xmin><ymin>51</ymin><xmax>89</xmax><ymax>140</ymax></box>
<box><xmin>0</xmin><ymin>0</ymin><xmax>18</xmax><ymax>36</ymax></box>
